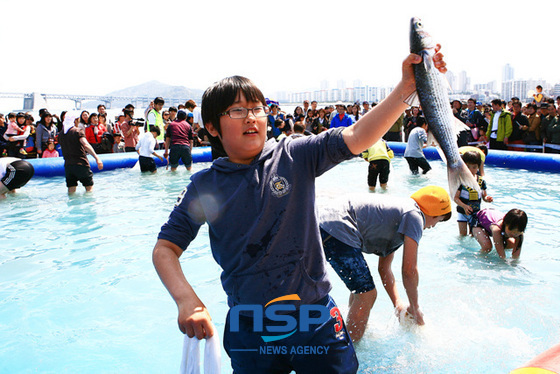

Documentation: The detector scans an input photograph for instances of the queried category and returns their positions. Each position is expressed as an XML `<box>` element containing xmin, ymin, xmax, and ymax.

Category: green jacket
<box><xmin>486</xmin><ymin>111</ymin><xmax>512</xmax><ymax>142</ymax></box>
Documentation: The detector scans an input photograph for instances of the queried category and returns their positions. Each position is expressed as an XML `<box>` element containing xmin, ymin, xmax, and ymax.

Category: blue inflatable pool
<box><xmin>388</xmin><ymin>142</ymin><xmax>560</xmax><ymax>173</ymax></box>
<box><xmin>25</xmin><ymin>143</ymin><xmax>560</xmax><ymax>177</ymax></box>
<box><xmin>27</xmin><ymin>147</ymin><xmax>213</xmax><ymax>177</ymax></box>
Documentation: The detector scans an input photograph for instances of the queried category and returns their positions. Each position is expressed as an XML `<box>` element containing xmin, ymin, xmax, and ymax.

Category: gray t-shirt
<box><xmin>404</xmin><ymin>126</ymin><xmax>427</xmax><ymax>158</ymax></box>
<box><xmin>319</xmin><ymin>195</ymin><xmax>425</xmax><ymax>257</ymax></box>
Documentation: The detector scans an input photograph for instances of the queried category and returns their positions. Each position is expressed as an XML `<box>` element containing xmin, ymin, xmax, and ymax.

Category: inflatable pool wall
<box><xmin>25</xmin><ymin>143</ymin><xmax>560</xmax><ymax>177</ymax></box>
<box><xmin>388</xmin><ymin>142</ymin><xmax>560</xmax><ymax>173</ymax></box>
<box><xmin>27</xmin><ymin>147</ymin><xmax>213</xmax><ymax>177</ymax></box>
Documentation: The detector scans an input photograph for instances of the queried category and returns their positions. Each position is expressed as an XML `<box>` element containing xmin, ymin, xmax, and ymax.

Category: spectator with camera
<box><xmin>121</xmin><ymin>108</ymin><xmax>140</xmax><ymax>152</ymax></box>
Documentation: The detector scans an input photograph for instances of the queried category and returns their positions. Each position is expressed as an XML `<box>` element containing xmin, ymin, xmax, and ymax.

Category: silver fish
<box><xmin>409</xmin><ymin>17</ymin><xmax>480</xmax><ymax>196</ymax></box>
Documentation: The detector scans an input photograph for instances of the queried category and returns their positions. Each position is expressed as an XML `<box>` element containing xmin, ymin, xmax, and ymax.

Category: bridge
<box><xmin>0</xmin><ymin>92</ymin><xmax>194</xmax><ymax>111</ymax></box>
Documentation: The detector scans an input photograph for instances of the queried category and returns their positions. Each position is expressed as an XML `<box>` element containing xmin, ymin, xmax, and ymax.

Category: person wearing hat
<box><xmin>0</xmin><ymin>157</ymin><xmax>35</xmax><ymax>199</ymax></box>
<box><xmin>330</xmin><ymin>101</ymin><xmax>353</xmax><ymax>128</ymax></box>
<box><xmin>164</xmin><ymin>110</ymin><xmax>194</xmax><ymax>171</ymax></box>
<box><xmin>319</xmin><ymin>185</ymin><xmax>452</xmax><ymax>342</ymax></box>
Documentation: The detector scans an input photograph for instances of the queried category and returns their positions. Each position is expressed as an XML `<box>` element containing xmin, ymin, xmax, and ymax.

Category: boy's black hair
<box><xmin>169</xmin><ymin>106</ymin><xmax>178</xmax><ymax>113</ymax></box>
<box><xmin>176</xmin><ymin>110</ymin><xmax>187</xmax><ymax>121</ymax></box>
<box><xmin>154</xmin><ymin>97</ymin><xmax>165</xmax><ymax>105</ymax></box>
<box><xmin>461</xmin><ymin>150</ymin><xmax>481</xmax><ymax>167</ymax></box>
<box><xmin>201</xmin><ymin>75</ymin><xmax>266</xmax><ymax>137</ymax></box>
<box><xmin>503</xmin><ymin>209</ymin><xmax>528</xmax><ymax>232</ymax></box>
<box><xmin>293</xmin><ymin>122</ymin><xmax>305</xmax><ymax>134</ymax></box>
<box><xmin>476</xmin><ymin>144</ymin><xmax>488</xmax><ymax>156</ymax></box>
<box><xmin>491</xmin><ymin>99</ymin><xmax>502</xmax><ymax>106</ymax></box>
<box><xmin>149</xmin><ymin>125</ymin><xmax>161</xmax><ymax>136</ymax></box>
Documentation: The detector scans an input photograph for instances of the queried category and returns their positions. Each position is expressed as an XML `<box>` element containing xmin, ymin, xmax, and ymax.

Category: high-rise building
<box><xmin>446</xmin><ymin>71</ymin><xmax>457</xmax><ymax>92</ymax></box>
<box><xmin>502</xmin><ymin>63</ymin><xmax>514</xmax><ymax>82</ymax></box>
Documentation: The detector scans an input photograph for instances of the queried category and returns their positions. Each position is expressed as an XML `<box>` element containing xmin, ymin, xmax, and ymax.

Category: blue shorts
<box><xmin>321</xmin><ymin>228</ymin><xmax>375</xmax><ymax>294</ymax></box>
<box><xmin>224</xmin><ymin>295</ymin><xmax>358</xmax><ymax>374</ymax></box>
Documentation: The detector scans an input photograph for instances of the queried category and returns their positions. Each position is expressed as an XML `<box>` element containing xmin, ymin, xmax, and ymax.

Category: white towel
<box><xmin>180</xmin><ymin>332</ymin><xmax>221</xmax><ymax>374</ymax></box>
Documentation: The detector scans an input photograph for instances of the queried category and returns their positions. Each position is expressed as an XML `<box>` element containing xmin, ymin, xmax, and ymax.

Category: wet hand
<box><xmin>407</xmin><ymin>305</ymin><xmax>425</xmax><ymax>325</ymax></box>
<box><xmin>178</xmin><ymin>304</ymin><xmax>215</xmax><ymax>339</ymax></box>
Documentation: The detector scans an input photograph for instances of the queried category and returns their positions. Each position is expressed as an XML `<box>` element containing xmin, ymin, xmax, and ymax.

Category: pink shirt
<box><xmin>5</xmin><ymin>121</ymin><xmax>22</xmax><ymax>135</ymax></box>
<box><xmin>42</xmin><ymin>149</ymin><xmax>59</xmax><ymax>158</ymax></box>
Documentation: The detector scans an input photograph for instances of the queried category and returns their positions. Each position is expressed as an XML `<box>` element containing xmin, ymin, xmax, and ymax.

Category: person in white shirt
<box><xmin>135</xmin><ymin>126</ymin><xmax>166</xmax><ymax>173</ymax></box>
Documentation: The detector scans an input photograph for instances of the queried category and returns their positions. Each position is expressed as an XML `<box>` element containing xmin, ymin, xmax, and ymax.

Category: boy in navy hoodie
<box><xmin>153</xmin><ymin>49</ymin><xmax>447</xmax><ymax>373</ymax></box>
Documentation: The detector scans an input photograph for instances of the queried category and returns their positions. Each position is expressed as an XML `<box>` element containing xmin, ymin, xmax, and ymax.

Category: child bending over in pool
<box><xmin>319</xmin><ymin>186</ymin><xmax>452</xmax><ymax>342</ymax></box>
<box><xmin>472</xmin><ymin>208</ymin><xmax>528</xmax><ymax>259</ymax></box>
<box><xmin>152</xmin><ymin>48</ymin><xmax>448</xmax><ymax>373</ymax></box>
<box><xmin>454</xmin><ymin>151</ymin><xmax>493</xmax><ymax>236</ymax></box>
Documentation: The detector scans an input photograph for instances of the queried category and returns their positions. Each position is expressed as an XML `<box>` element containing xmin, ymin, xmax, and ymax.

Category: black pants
<box><xmin>405</xmin><ymin>157</ymin><xmax>432</xmax><ymax>175</ymax></box>
<box><xmin>489</xmin><ymin>138</ymin><xmax>507</xmax><ymax>150</ymax></box>
<box><xmin>367</xmin><ymin>159</ymin><xmax>390</xmax><ymax>187</ymax></box>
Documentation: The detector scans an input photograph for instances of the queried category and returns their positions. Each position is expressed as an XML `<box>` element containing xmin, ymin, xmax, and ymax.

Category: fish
<box><xmin>409</xmin><ymin>17</ymin><xmax>480</xmax><ymax>196</ymax></box>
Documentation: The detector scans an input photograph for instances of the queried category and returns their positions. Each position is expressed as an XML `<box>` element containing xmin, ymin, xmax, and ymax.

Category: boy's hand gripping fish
<box><xmin>408</xmin><ymin>17</ymin><xmax>480</xmax><ymax>195</ymax></box>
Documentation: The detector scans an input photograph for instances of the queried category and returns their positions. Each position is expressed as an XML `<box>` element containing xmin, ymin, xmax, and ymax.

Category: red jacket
<box><xmin>85</xmin><ymin>124</ymin><xmax>107</xmax><ymax>144</ymax></box>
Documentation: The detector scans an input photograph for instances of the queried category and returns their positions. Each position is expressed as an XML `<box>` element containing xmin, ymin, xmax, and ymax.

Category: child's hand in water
<box><xmin>399</xmin><ymin>305</ymin><xmax>425</xmax><ymax>326</ymax></box>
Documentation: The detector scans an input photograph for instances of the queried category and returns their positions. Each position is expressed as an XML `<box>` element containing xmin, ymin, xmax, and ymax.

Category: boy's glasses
<box><xmin>220</xmin><ymin>106</ymin><xmax>269</xmax><ymax>119</ymax></box>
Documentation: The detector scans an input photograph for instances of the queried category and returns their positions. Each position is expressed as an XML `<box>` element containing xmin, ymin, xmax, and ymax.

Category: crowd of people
<box><xmin>263</xmin><ymin>92</ymin><xmax>560</xmax><ymax>154</ymax></box>
<box><xmin>1</xmin><ymin>88</ymin><xmax>559</xmax><ymax>161</ymax></box>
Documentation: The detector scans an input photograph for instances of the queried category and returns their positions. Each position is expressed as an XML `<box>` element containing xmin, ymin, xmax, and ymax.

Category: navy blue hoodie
<box><xmin>158</xmin><ymin>128</ymin><xmax>355</xmax><ymax>308</ymax></box>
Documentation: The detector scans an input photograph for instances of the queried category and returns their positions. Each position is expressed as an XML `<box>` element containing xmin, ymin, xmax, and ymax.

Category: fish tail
<box><xmin>447</xmin><ymin>160</ymin><xmax>481</xmax><ymax>197</ymax></box>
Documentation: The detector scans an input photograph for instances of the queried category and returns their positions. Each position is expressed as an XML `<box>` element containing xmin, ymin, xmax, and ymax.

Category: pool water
<box><xmin>1</xmin><ymin>156</ymin><xmax>559</xmax><ymax>373</ymax></box>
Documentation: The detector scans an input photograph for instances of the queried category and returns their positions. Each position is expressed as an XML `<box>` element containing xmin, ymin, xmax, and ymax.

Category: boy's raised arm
<box><xmin>153</xmin><ymin>239</ymin><xmax>215</xmax><ymax>339</ymax></box>
<box><xmin>342</xmin><ymin>47</ymin><xmax>446</xmax><ymax>155</ymax></box>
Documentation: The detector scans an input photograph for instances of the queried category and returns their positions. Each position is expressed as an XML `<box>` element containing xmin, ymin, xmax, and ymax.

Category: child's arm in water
<box><xmin>511</xmin><ymin>237</ymin><xmax>522</xmax><ymax>259</ymax></box>
<box><xmin>490</xmin><ymin>225</ymin><xmax>507</xmax><ymax>259</ymax></box>
<box><xmin>401</xmin><ymin>236</ymin><xmax>424</xmax><ymax>325</ymax></box>
<box><xmin>153</xmin><ymin>239</ymin><xmax>216</xmax><ymax>339</ymax></box>
<box><xmin>342</xmin><ymin>47</ymin><xmax>446</xmax><ymax>154</ymax></box>
<box><xmin>378</xmin><ymin>253</ymin><xmax>406</xmax><ymax>316</ymax></box>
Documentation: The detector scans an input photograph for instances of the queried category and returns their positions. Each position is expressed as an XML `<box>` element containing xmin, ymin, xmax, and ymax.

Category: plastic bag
<box><xmin>180</xmin><ymin>332</ymin><xmax>221</xmax><ymax>374</ymax></box>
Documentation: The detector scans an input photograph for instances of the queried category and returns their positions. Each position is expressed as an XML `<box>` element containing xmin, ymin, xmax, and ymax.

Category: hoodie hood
<box><xmin>210</xmin><ymin>137</ymin><xmax>278</xmax><ymax>173</ymax></box>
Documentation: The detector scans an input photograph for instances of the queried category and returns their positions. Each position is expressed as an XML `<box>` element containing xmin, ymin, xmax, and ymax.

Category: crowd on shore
<box><xmin>1</xmin><ymin>90</ymin><xmax>560</xmax><ymax>160</ymax></box>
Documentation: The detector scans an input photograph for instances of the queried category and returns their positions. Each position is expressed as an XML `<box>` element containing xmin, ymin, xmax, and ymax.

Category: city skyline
<box><xmin>273</xmin><ymin>62</ymin><xmax>559</xmax><ymax>104</ymax></box>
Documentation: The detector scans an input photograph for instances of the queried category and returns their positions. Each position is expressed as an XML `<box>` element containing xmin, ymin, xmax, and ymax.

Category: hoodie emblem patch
<box><xmin>269</xmin><ymin>175</ymin><xmax>291</xmax><ymax>198</ymax></box>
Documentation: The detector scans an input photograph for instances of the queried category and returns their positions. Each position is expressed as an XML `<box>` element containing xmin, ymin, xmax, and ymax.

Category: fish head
<box><xmin>410</xmin><ymin>17</ymin><xmax>434</xmax><ymax>54</ymax></box>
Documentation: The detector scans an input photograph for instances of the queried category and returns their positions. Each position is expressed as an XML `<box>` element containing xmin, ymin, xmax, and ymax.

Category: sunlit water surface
<box><xmin>1</xmin><ymin>156</ymin><xmax>559</xmax><ymax>373</ymax></box>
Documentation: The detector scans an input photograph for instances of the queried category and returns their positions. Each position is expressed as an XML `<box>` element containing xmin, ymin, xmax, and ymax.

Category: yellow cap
<box><xmin>410</xmin><ymin>185</ymin><xmax>451</xmax><ymax>217</ymax></box>
<box><xmin>509</xmin><ymin>368</ymin><xmax>558</xmax><ymax>374</ymax></box>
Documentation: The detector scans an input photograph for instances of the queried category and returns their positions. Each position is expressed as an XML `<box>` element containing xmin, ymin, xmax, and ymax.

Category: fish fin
<box><xmin>404</xmin><ymin>91</ymin><xmax>420</xmax><ymax>106</ymax></box>
<box><xmin>432</xmin><ymin>141</ymin><xmax>449</xmax><ymax>166</ymax></box>
<box><xmin>420</xmin><ymin>50</ymin><xmax>432</xmax><ymax>71</ymax></box>
<box><xmin>447</xmin><ymin>160</ymin><xmax>481</xmax><ymax>197</ymax></box>
<box><xmin>453</xmin><ymin>117</ymin><xmax>470</xmax><ymax>138</ymax></box>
